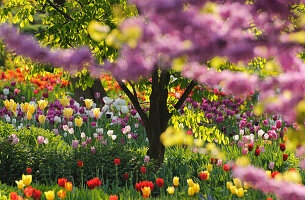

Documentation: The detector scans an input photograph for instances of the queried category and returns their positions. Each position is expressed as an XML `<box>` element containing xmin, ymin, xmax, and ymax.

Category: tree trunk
<box><xmin>71</xmin><ymin>76</ymin><xmax>107</xmax><ymax>107</ymax></box>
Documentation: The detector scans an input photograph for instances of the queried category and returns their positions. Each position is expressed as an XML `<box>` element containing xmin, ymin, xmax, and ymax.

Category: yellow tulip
<box><xmin>141</xmin><ymin>186</ymin><xmax>151</xmax><ymax>199</ymax></box>
<box><xmin>92</xmin><ymin>108</ymin><xmax>100</xmax><ymax>118</ymax></box>
<box><xmin>173</xmin><ymin>176</ymin><xmax>179</xmax><ymax>187</ymax></box>
<box><xmin>3</xmin><ymin>99</ymin><xmax>9</xmax><ymax>110</ymax></box>
<box><xmin>265</xmin><ymin>170</ymin><xmax>271</xmax><ymax>178</ymax></box>
<box><xmin>188</xmin><ymin>187</ymin><xmax>194</xmax><ymax>196</ymax></box>
<box><xmin>192</xmin><ymin>183</ymin><xmax>200</xmax><ymax>193</ymax></box>
<box><xmin>75</xmin><ymin>117</ymin><xmax>83</xmax><ymax>127</ymax></box>
<box><xmin>15</xmin><ymin>180</ymin><xmax>24</xmax><ymax>189</ymax></box>
<box><xmin>38</xmin><ymin>100</ymin><xmax>48</xmax><ymax>111</ymax></box>
<box><xmin>28</xmin><ymin>104</ymin><xmax>36</xmax><ymax>114</ymax></box>
<box><xmin>230</xmin><ymin>185</ymin><xmax>237</xmax><ymax>194</ymax></box>
<box><xmin>65</xmin><ymin>182</ymin><xmax>73</xmax><ymax>192</ymax></box>
<box><xmin>233</xmin><ymin>178</ymin><xmax>242</xmax><ymax>188</ymax></box>
<box><xmin>187</xmin><ymin>178</ymin><xmax>194</xmax><ymax>187</ymax></box>
<box><xmin>84</xmin><ymin>99</ymin><xmax>93</xmax><ymax>109</ymax></box>
<box><xmin>236</xmin><ymin>188</ymin><xmax>244</xmax><ymax>197</ymax></box>
<box><xmin>207</xmin><ymin>164</ymin><xmax>213</xmax><ymax>172</ymax></box>
<box><xmin>27</xmin><ymin>111</ymin><xmax>32</xmax><ymax>120</ymax></box>
<box><xmin>243</xmin><ymin>182</ymin><xmax>251</xmax><ymax>190</ymax></box>
<box><xmin>4</xmin><ymin>99</ymin><xmax>18</xmax><ymax>115</ymax></box>
<box><xmin>20</xmin><ymin>103</ymin><xmax>29</xmax><ymax>113</ymax></box>
<box><xmin>60</xmin><ymin>96</ymin><xmax>70</xmax><ymax>107</ymax></box>
<box><xmin>45</xmin><ymin>191</ymin><xmax>55</xmax><ymax>200</ymax></box>
<box><xmin>227</xmin><ymin>182</ymin><xmax>233</xmax><ymax>189</ymax></box>
<box><xmin>63</xmin><ymin>108</ymin><xmax>73</xmax><ymax>119</ymax></box>
<box><xmin>167</xmin><ymin>186</ymin><xmax>175</xmax><ymax>194</ymax></box>
<box><xmin>38</xmin><ymin>115</ymin><xmax>46</xmax><ymax>124</ymax></box>
<box><xmin>57</xmin><ymin>189</ymin><xmax>66</xmax><ymax>199</ymax></box>
<box><xmin>22</xmin><ymin>174</ymin><xmax>32</xmax><ymax>186</ymax></box>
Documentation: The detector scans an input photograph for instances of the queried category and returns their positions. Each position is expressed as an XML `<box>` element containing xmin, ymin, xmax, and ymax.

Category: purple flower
<box><xmin>91</xmin><ymin>122</ymin><xmax>96</xmax><ymax>127</ymax></box>
<box><xmin>72</xmin><ymin>140</ymin><xmax>79</xmax><ymax>149</ymax></box>
<box><xmin>216</xmin><ymin>116</ymin><xmax>224</xmax><ymax>123</ymax></box>
<box><xmin>91</xmin><ymin>146</ymin><xmax>96</xmax><ymax>155</ymax></box>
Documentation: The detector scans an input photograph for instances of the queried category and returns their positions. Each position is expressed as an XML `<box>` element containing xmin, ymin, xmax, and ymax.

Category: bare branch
<box><xmin>46</xmin><ymin>0</ymin><xmax>73</xmax><ymax>21</ymax></box>
<box><xmin>172</xmin><ymin>80</ymin><xmax>196</xmax><ymax>112</ymax></box>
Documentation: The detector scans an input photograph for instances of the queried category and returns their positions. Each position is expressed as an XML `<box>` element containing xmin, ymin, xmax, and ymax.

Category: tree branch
<box><xmin>114</xmin><ymin>76</ymin><xmax>150</xmax><ymax>130</ymax></box>
<box><xmin>46</xmin><ymin>0</ymin><xmax>73</xmax><ymax>21</ymax></box>
<box><xmin>128</xmin><ymin>80</ymin><xmax>137</xmax><ymax>97</ymax></box>
<box><xmin>172</xmin><ymin>80</ymin><xmax>196</xmax><ymax>112</ymax></box>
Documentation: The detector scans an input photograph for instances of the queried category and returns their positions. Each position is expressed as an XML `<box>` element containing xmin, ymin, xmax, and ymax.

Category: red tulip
<box><xmin>109</xmin><ymin>195</ymin><xmax>118</xmax><ymax>200</ymax></box>
<box><xmin>199</xmin><ymin>172</ymin><xmax>208</xmax><ymax>180</ymax></box>
<box><xmin>135</xmin><ymin>182</ymin><xmax>141</xmax><ymax>192</ymax></box>
<box><xmin>58</xmin><ymin>178</ymin><xmax>67</xmax><ymax>188</ymax></box>
<box><xmin>33</xmin><ymin>189</ymin><xmax>42</xmax><ymax>200</ymax></box>
<box><xmin>24</xmin><ymin>186</ymin><xmax>34</xmax><ymax>198</ymax></box>
<box><xmin>156</xmin><ymin>178</ymin><xmax>164</xmax><ymax>188</ymax></box>
<box><xmin>283</xmin><ymin>153</ymin><xmax>289</xmax><ymax>161</ymax></box>
<box><xmin>248</xmin><ymin>144</ymin><xmax>253</xmax><ymax>151</ymax></box>
<box><xmin>280</xmin><ymin>143</ymin><xmax>286</xmax><ymax>151</ymax></box>
<box><xmin>77</xmin><ymin>161</ymin><xmax>83</xmax><ymax>168</ymax></box>
<box><xmin>123</xmin><ymin>173</ymin><xmax>129</xmax><ymax>181</ymax></box>
<box><xmin>271</xmin><ymin>171</ymin><xmax>280</xmax><ymax>178</ymax></box>
<box><xmin>114</xmin><ymin>159</ymin><xmax>121</xmax><ymax>165</ymax></box>
<box><xmin>140</xmin><ymin>167</ymin><xmax>146</xmax><ymax>174</ymax></box>
<box><xmin>26</xmin><ymin>167</ymin><xmax>32</xmax><ymax>174</ymax></box>
<box><xmin>255</xmin><ymin>149</ymin><xmax>260</xmax><ymax>156</ymax></box>
<box><xmin>223</xmin><ymin>164</ymin><xmax>230</xmax><ymax>172</ymax></box>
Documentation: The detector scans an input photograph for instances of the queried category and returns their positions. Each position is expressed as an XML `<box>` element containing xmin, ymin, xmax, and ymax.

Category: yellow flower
<box><xmin>20</xmin><ymin>103</ymin><xmax>29</xmax><ymax>113</ymax></box>
<box><xmin>243</xmin><ymin>182</ymin><xmax>251</xmax><ymax>190</ymax></box>
<box><xmin>75</xmin><ymin>117</ymin><xmax>83</xmax><ymax>127</ymax></box>
<box><xmin>15</xmin><ymin>180</ymin><xmax>24</xmax><ymax>189</ymax></box>
<box><xmin>188</xmin><ymin>187</ymin><xmax>194</xmax><ymax>196</ymax></box>
<box><xmin>227</xmin><ymin>182</ymin><xmax>233</xmax><ymax>190</ymax></box>
<box><xmin>28</xmin><ymin>104</ymin><xmax>36</xmax><ymax>114</ymax></box>
<box><xmin>187</xmin><ymin>178</ymin><xmax>194</xmax><ymax>187</ymax></box>
<box><xmin>167</xmin><ymin>186</ymin><xmax>175</xmax><ymax>194</ymax></box>
<box><xmin>22</xmin><ymin>174</ymin><xmax>32</xmax><ymax>186</ymax></box>
<box><xmin>26</xmin><ymin>111</ymin><xmax>32</xmax><ymax>120</ymax></box>
<box><xmin>230</xmin><ymin>185</ymin><xmax>237</xmax><ymax>194</ymax></box>
<box><xmin>38</xmin><ymin>100</ymin><xmax>48</xmax><ymax>111</ymax></box>
<box><xmin>57</xmin><ymin>189</ymin><xmax>66</xmax><ymax>199</ymax></box>
<box><xmin>92</xmin><ymin>108</ymin><xmax>100</xmax><ymax>118</ymax></box>
<box><xmin>45</xmin><ymin>190</ymin><xmax>55</xmax><ymax>200</ymax></box>
<box><xmin>84</xmin><ymin>99</ymin><xmax>93</xmax><ymax>109</ymax></box>
<box><xmin>173</xmin><ymin>176</ymin><xmax>179</xmax><ymax>187</ymax></box>
<box><xmin>207</xmin><ymin>164</ymin><xmax>213</xmax><ymax>173</ymax></box>
<box><xmin>192</xmin><ymin>183</ymin><xmax>200</xmax><ymax>193</ymax></box>
<box><xmin>65</xmin><ymin>182</ymin><xmax>73</xmax><ymax>192</ymax></box>
<box><xmin>236</xmin><ymin>188</ymin><xmax>244</xmax><ymax>197</ymax></box>
<box><xmin>141</xmin><ymin>187</ymin><xmax>151</xmax><ymax>199</ymax></box>
<box><xmin>265</xmin><ymin>170</ymin><xmax>272</xmax><ymax>178</ymax></box>
<box><xmin>38</xmin><ymin>115</ymin><xmax>46</xmax><ymax>125</ymax></box>
<box><xmin>60</xmin><ymin>96</ymin><xmax>70</xmax><ymax>107</ymax></box>
<box><xmin>283</xmin><ymin>135</ymin><xmax>288</xmax><ymax>142</ymax></box>
<box><xmin>4</xmin><ymin>99</ymin><xmax>18</xmax><ymax>115</ymax></box>
<box><xmin>63</xmin><ymin>108</ymin><xmax>73</xmax><ymax>119</ymax></box>
<box><xmin>233</xmin><ymin>178</ymin><xmax>242</xmax><ymax>188</ymax></box>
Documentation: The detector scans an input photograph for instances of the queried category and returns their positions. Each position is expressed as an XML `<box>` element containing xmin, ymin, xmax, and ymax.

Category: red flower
<box><xmin>123</xmin><ymin>173</ymin><xmax>129</xmax><ymax>181</ymax></box>
<box><xmin>210</xmin><ymin>157</ymin><xmax>218</xmax><ymax>164</ymax></box>
<box><xmin>10</xmin><ymin>192</ymin><xmax>19</xmax><ymax>200</ymax></box>
<box><xmin>87</xmin><ymin>177</ymin><xmax>101</xmax><ymax>189</ymax></box>
<box><xmin>280</xmin><ymin>143</ymin><xmax>286</xmax><ymax>151</ymax></box>
<box><xmin>140</xmin><ymin>181</ymin><xmax>154</xmax><ymax>191</ymax></box>
<box><xmin>283</xmin><ymin>153</ymin><xmax>289</xmax><ymax>161</ymax></box>
<box><xmin>267</xmin><ymin>198</ymin><xmax>273</xmax><ymax>200</ymax></box>
<box><xmin>255</xmin><ymin>149</ymin><xmax>260</xmax><ymax>156</ymax></box>
<box><xmin>248</xmin><ymin>144</ymin><xmax>253</xmax><ymax>151</ymax></box>
<box><xmin>223</xmin><ymin>164</ymin><xmax>230</xmax><ymax>172</ymax></box>
<box><xmin>135</xmin><ymin>182</ymin><xmax>141</xmax><ymax>192</ymax></box>
<box><xmin>24</xmin><ymin>186</ymin><xmax>34</xmax><ymax>198</ymax></box>
<box><xmin>77</xmin><ymin>161</ymin><xmax>83</xmax><ymax>168</ymax></box>
<box><xmin>58</xmin><ymin>178</ymin><xmax>67</xmax><ymax>188</ymax></box>
<box><xmin>271</xmin><ymin>171</ymin><xmax>280</xmax><ymax>178</ymax></box>
<box><xmin>140</xmin><ymin>167</ymin><xmax>146</xmax><ymax>174</ymax></box>
<box><xmin>43</xmin><ymin>92</ymin><xmax>49</xmax><ymax>98</ymax></box>
<box><xmin>156</xmin><ymin>178</ymin><xmax>164</xmax><ymax>188</ymax></box>
<box><xmin>109</xmin><ymin>195</ymin><xmax>118</xmax><ymax>200</ymax></box>
<box><xmin>34</xmin><ymin>89</ymin><xmax>39</xmax><ymax>94</ymax></box>
<box><xmin>289</xmin><ymin>168</ymin><xmax>296</xmax><ymax>172</ymax></box>
<box><xmin>26</xmin><ymin>167</ymin><xmax>32</xmax><ymax>174</ymax></box>
<box><xmin>199</xmin><ymin>172</ymin><xmax>208</xmax><ymax>180</ymax></box>
<box><xmin>114</xmin><ymin>159</ymin><xmax>121</xmax><ymax>165</ymax></box>
<box><xmin>33</xmin><ymin>189</ymin><xmax>42</xmax><ymax>200</ymax></box>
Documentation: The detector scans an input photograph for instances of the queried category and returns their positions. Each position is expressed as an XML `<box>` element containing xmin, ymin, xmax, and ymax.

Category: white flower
<box><xmin>127</xmin><ymin>134</ymin><xmax>132</xmax><ymax>139</ymax></box>
<box><xmin>44</xmin><ymin>139</ymin><xmax>49</xmax><ymax>144</ymax></box>
<box><xmin>239</xmin><ymin>129</ymin><xmax>244</xmax><ymax>135</ymax></box>
<box><xmin>68</xmin><ymin>122</ymin><xmax>73</xmax><ymax>127</ymax></box>
<box><xmin>107</xmin><ymin>130</ymin><xmax>114</xmax><ymax>136</ymax></box>
<box><xmin>92</xmin><ymin>103</ymin><xmax>96</xmax><ymax>108</ymax></box>
<box><xmin>111</xmin><ymin>135</ymin><xmax>117</xmax><ymax>140</ymax></box>
<box><xmin>233</xmin><ymin>135</ymin><xmax>239</xmax><ymax>141</ymax></box>
<box><xmin>20</xmin><ymin>123</ymin><xmax>23</xmax><ymax>128</ymax></box>
<box><xmin>119</xmin><ymin>99</ymin><xmax>126</xmax><ymax>105</ymax></box>
<box><xmin>5</xmin><ymin>116</ymin><xmax>10</xmax><ymax>123</ymax></box>
<box><xmin>81</xmin><ymin>132</ymin><xmax>86</xmax><ymax>139</ymax></box>
<box><xmin>102</xmin><ymin>105</ymin><xmax>109</xmax><ymax>112</ymax></box>
<box><xmin>3</xmin><ymin>88</ymin><xmax>9</xmax><ymax>95</ymax></box>
<box><xmin>178</xmin><ymin>123</ymin><xmax>184</xmax><ymax>129</ymax></box>
<box><xmin>93</xmin><ymin>133</ymin><xmax>98</xmax><ymax>138</ymax></box>
<box><xmin>96</xmin><ymin>128</ymin><xmax>103</xmax><ymax>134</ymax></box>
<box><xmin>258</xmin><ymin>129</ymin><xmax>264</xmax><ymax>137</ymax></box>
<box><xmin>89</xmin><ymin>110</ymin><xmax>95</xmax><ymax>118</ymax></box>
<box><xmin>121</xmin><ymin>105</ymin><xmax>128</xmax><ymax>114</ymax></box>
<box><xmin>236</xmin><ymin>114</ymin><xmax>240</xmax><ymax>119</ymax></box>
<box><xmin>64</xmin><ymin>132</ymin><xmax>67</xmax><ymax>137</ymax></box>
<box><xmin>68</xmin><ymin>128</ymin><xmax>74</xmax><ymax>134</ymax></box>
<box><xmin>134</xmin><ymin>123</ymin><xmax>139</xmax><ymax>128</ymax></box>
<box><xmin>63</xmin><ymin>125</ymin><xmax>69</xmax><ymax>131</ymax></box>
<box><xmin>54</xmin><ymin>116</ymin><xmax>61</xmax><ymax>123</ymax></box>
<box><xmin>135</xmin><ymin>113</ymin><xmax>140</xmax><ymax>119</ymax></box>
<box><xmin>103</xmin><ymin>97</ymin><xmax>113</xmax><ymax>105</ymax></box>
<box><xmin>12</xmin><ymin>118</ymin><xmax>16</xmax><ymax>124</ymax></box>
<box><xmin>249</xmin><ymin>134</ymin><xmax>255</xmax><ymax>140</ymax></box>
<box><xmin>145</xmin><ymin>138</ymin><xmax>149</xmax><ymax>142</ymax></box>
<box><xmin>74</xmin><ymin>102</ymin><xmax>80</xmax><ymax>109</ymax></box>
<box><xmin>264</xmin><ymin>134</ymin><xmax>269</xmax><ymax>140</ymax></box>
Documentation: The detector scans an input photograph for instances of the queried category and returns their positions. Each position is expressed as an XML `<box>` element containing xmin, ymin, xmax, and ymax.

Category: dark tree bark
<box><xmin>71</xmin><ymin>77</ymin><xmax>107</xmax><ymax>107</ymax></box>
<box><xmin>115</xmin><ymin>67</ymin><xmax>196</xmax><ymax>165</ymax></box>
